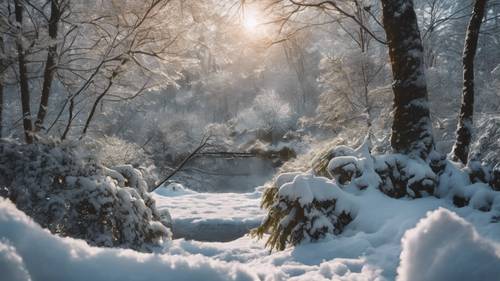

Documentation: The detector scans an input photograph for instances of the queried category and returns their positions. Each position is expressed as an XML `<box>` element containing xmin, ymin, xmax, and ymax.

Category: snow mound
<box><xmin>0</xmin><ymin>198</ymin><xmax>258</xmax><ymax>281</ymax></box>
<box><xmin>0</xmin><ymin>240</ymin><xmax>31</xmax><ymax>281</ymax></box>
<box><xmin>397</xmin><ymin>208</ymin><xmax>500</xmax><ymax>281</ymax></box>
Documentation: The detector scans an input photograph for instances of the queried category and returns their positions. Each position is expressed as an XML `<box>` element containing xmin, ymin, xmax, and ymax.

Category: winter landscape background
<box><xmin>0</xmin><ymin>0</ymin><xmax>499</xmax><ymax>280</ymax></box>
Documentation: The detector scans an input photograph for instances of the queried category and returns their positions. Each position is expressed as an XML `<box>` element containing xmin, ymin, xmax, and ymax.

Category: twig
<box><xmin>150</xmin><ymin>136</ymin><xmax>210</xmax><ymax>191</ymax></box>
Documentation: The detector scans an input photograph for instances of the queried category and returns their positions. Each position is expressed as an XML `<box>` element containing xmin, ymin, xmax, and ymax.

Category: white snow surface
<box><xmin>278</xmin><ymin>174</ymin><xmax>351</xmax><ymax>207</ymax></box>
<box><xmin>152</xmin><ymin>184</ymin><xmax>264</xmax><ymax>241</ymax></box>
<box><xmin>2</xmin><ymin>174</ymin><xmax>500</xmax><ymax>281</ymax></box>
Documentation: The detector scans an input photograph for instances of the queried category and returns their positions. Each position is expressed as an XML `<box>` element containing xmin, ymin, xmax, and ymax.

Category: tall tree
<box><xmin>0</xmin><ymin>35</ymin><xmax>4</xmax><ymax>138</ymax></box>
<box><xmin>451</xmin><ymin>0</ymin><xmax>488</xmax><ymax>164</ymax></box>
<box><xmin>285</xmin><ymin>0</ymin><xmax>434</xmax><ymax>158</ymax></box>
<box><xmin>380</xmin><ymin>0</ymin><xmax>434</xmax><ymax>158</ymax></box>
<box><xmin>14</xmin><ymin>0</ymin><xmax>33</xmax><ymax>143</ymax></box>
<box><xmin>34</xmin><ymin>0</ymin><xmax>63</xmax><ymax>132</ymax></box>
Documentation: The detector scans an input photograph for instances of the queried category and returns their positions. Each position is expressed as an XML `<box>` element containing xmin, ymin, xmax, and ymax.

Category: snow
<box><xmin>2</xmin><ymin>173</ymin><xmax>500</xmax><ymax>280</ymax></box>
<box><xmin>0</xmin><ymin>198</ymin><xmax>258</xmax><ymax>281</ymax></box>
<box><xmin>142</xmin><ymin>184</ymin><xmax>500</xmax><ymax>280</ymax></box>
<box><xmin>0</xmin><ymin>240</ymin><xmax>31</xmax><ymax>281</ymax></box>
<box><xmin>397</xmin><ymin>208</ymin><xmax>500</xmax><ymax>281</ymax></box>
<box><xmin>278</xmin><ymin>174</ymin><xmax>351</xmax><ymax>208</ymax></box>
<box><xmin>153</xmin><ymin>185</ymin><xmax>264</xmax><ymax>241</ymax></box>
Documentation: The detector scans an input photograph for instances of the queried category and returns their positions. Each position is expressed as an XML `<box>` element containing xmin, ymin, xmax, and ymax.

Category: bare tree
<box><xmin>34</xmin><ymin>0</ymin><xmax>64</xmax><ymax>132</ymax></box>
<box><xmin>14</xmin><ymin>0</ymin><xmax>33</xmax><ymax>143</ymax></box>
<box><xmin>0</xmin><ymin>0</ymin><xmax>186</xmax><ymax>141</ymax></box>
<box><xmin>380</xmin><ymin>0</ymin><xmax>434</xmax><ymax>158</ymax></box>
<box><xmin>451</xmin><ymin>0</ymin><xmax>488</xmax><ymax>164</ymax></box>
<box><xmin>0</xmin><ymin>35</ymin><xmax>4</xmax><ymax>137</ymax></box>
<box><xmin>282</xmin><ymin>0</ymin><xmax>434</xmax><ymax>158</ymax></box>
<box><xmin>283</xmin><ymin>36</ymin><xmax>310</xmax><ymax>113</ymax></box>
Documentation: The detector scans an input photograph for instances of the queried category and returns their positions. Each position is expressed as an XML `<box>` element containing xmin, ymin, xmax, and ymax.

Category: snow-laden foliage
<box><xmin>80</xmin><ymin>136</ymin><xmax>159</xmax><ymax>187</ymax></box>
<box><xmin>257</xmin><ymin>137</ymin><xmax>500</xmax><ymax>250</ymax></box>
<box><xmin>0</xmin><ymin>140</ymin><xmax>171</xmax><ymax>252</ymax></box>
<box><xmin>324</xmin><ymin>140</ymin><xmax>499</xmax><ymax>204</ymax></box>
<box><xmin>252</xmin><ymin>174</ymin><xmax>355</xmax><ymax>251</ymax></box>
<box><xmin>470</xmin><ymin>116</ymin><xmax>500</xmax><ymax>167</ymax></box>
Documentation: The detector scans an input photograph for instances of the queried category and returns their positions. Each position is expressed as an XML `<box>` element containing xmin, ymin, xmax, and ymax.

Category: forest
<box><xmin>0</xmin><ymin>0</ymin><xmax>499</xmax><ymax>280</ymax></box>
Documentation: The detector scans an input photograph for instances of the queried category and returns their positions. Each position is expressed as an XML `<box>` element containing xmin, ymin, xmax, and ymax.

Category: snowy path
<box><xmin>153</xmin><ymin>184</ymin><xmax>265</xmax><ymax>242</ymax></box>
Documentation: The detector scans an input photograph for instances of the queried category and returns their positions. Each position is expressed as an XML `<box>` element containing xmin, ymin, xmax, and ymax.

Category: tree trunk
<box><xmin>451</xmin><ymin>0</ymin><xmax>487</xmax><ymax>164</ymax></box>
<box><xmin>380</xmin><ymin>0</ymin><xmax>434</xmax><ymax>159</ymax></box>
<box><xmin>14</xmin><ymin>0</ymin><xmax>33</xmax><ymax>143</ymax></box>
<box><xmin>0</xmin><ymin>35</ymin><xmax>5</xmax><ymax>138</ymax></box>
<box><xmin>35</xmin><ymin>0</ymin><xmax>61</xmax><ymax>132</ymax></box>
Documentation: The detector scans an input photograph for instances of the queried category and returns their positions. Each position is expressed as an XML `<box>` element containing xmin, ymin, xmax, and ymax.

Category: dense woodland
<box><xmin>0</xmin><ymin>0</ymin><xmax>500</xmax><ymax>280</ymax></box>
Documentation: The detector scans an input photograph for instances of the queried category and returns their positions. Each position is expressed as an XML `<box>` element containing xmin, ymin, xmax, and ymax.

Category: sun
<box><xmin>242</xmin><ymin>8</ymin><xmax>260</xmax><ymax>32</ymax></box>
<box><xmin>243</xmin><ymin>16</ymin><xmax>258</xmax><ymax>30</ymax></box>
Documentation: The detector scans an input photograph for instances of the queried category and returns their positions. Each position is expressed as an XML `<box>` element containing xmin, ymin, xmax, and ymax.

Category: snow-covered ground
<box><xmin>2</xmin><ymin>175</ymin><xmax>500</xmax><ymax>281</ymax></box>
<box><xmin>153</xmin><ymin>184</ymin><xmax>265</xmax><ymax>241</ymax></box>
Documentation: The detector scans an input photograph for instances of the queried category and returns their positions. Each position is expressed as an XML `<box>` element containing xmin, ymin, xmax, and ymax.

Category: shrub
<box><xmin>0</xmin><ymin>139</ymin><xmax>171</xmax><ymax>252</ymax></box>
<box><xmin>254</xmin><ymin>137</ymin><xmax>500</xmax><ymax>251</ymax></box>
<box><xmin>252</xmin><ymin>174</ymin><xmax>354</xmax><ymax>251</ymax></box>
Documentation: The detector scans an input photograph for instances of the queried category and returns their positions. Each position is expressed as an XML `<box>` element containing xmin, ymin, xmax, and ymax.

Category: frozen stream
<box><xmin>153</xmin><ymin>184</ymin><xmax>266</xmax><ymax>242</ymax></box>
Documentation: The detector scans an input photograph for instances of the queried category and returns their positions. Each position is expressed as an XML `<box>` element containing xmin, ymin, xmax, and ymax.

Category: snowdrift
<box><xmin>1</xmin><ymin>195</ymin><xmax>499</xmax><ymax>281</ymax></box>
<box><xmin>0</xmin><ymin>198</ymin><xmax>258</xmax><ymax>281</ymax></box>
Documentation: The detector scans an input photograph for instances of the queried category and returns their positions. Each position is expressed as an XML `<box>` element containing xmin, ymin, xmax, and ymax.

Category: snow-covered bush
<box><xmin>0</xmin><ymin>139</ymin><xmax>171</xmax><ymax>252</ymax></box>
<box><xmin>315</xmin><ymin>138</ymin><xmax>438</xmax><ymax>198</ymax></box>
<box><xmin>470</xmin><ymin>116</ymin><xmax>500</xmax><ymax>166</ymax></box>
<box><xmin>81</xmin><ymin>136</ymin><xmax>153</xmax><ymax>168</ymax></box>
<box><xmin>256</xmin><ymin>136</ymin><xmax>500</xmax><ymax>251</ymax></box>
<box><xmin>80</xmin><ymin>136</ymin><xmax>159</xmax><ymax>188</ymax></box>
<box><xmin>323</xmin><ymin>140</ymin><xmax>500</xmax><ymax>206</ymax></box>
<box><xmin>252</xmin><ymin>174</ymin><xmax>355</xmax><ymax>251</ymax></box>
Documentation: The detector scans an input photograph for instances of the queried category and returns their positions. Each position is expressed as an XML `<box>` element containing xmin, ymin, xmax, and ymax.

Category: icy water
<box><xmin>173</xmin><ymin>157</ymin><xmax>276</xmax><ymax>193</ymax></box>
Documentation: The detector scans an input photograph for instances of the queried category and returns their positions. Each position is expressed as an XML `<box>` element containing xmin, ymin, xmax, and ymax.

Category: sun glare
<box><xmin>242</xmin><ymin>8</ymin><xmax>260</xmax><ymax>32</ymax></box>
<box><xmin>244</xmin><ymin>16</ymin><xmax>258</xmax><ymax>30</ymax></box>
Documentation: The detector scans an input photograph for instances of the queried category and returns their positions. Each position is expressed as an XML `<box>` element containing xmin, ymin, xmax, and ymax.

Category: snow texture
<box><xmin>0</xmin><ymin>140</ymin><xmax>171</xmax><ymax>252</ymax></box>
<box><xmin>153</xmin><ymin>184</ymin><xmax>264</xmax><ymax>241</ymax></box>
<box><xmin>0</xmin><ymin>198</ymin><xmax>258</xmax><ymax>281</ymax></box>
<box><xmin>397</xmin><ymin>208</ymin><xmax>500</xmax><ymax>281</ymax></box>
<box><xmin>2</xmin><ymin>179</ymin><xmax>500</xmax><ymax>281</ymax></box>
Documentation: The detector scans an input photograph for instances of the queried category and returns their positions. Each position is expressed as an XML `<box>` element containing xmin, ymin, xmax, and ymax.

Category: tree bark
<box><xmin>60</xmin><ymin>97</ymin><xmax>74</xmax><ymax>140</ymax></box>
<box><xmin>451</xmin><ymin>0</ymin><xmax>487</xmax><ymax>164</ymax></box>
<box><xmin>14</xmin><ymin>0</ymin><xmax>33</xmax><ymax>143</ymax></box>
<box><xmin>381</xmin><ymin>0</ymin><xmax>434</xmax><ymax>158</ymax></box>
<box><xmin>0</xmin><ymin>35</ymin><xmax>5</xmax><ymax>138</ymax></box>
<box><xmin>35</xmin><ymin>0</ymin><xmax>61</xmax><ymax>132</ymax></box>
